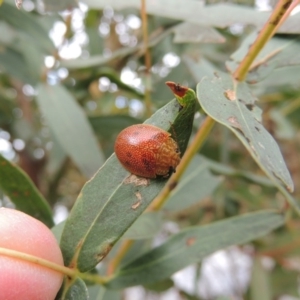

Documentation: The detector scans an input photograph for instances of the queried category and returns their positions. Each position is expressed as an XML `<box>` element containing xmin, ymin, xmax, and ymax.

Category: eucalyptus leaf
<box><xmin>60</xmin><ymin>85</ymin><xmax>196</xmax><ymax>272</ymax></box>
<box><xmin>253</xmin><ymin>65</ymin><xmax>300</xmax><ymax>95</ymax></box>
<box><xmin>197</xmin><ymin>73</ymin><xmax>294</xmax><ymax>192</ymax></box>
<box><xmin>83</xmin><ymin>1</ymin><xmax>300</xmax><ymax>34</ymax></box>
<box><xmin>183</xmin><ymin>55</ymin><xmax>218</xmax><ymax>81</ymax></box>
<box><xmin>46</xmin><ymin>132</ymin><xmax>67</xmax><ymax>179</ymax></box>
<box><xmin>36</xmin><ymin>84</ymin><xmax>105</xmax><ymax>178</ymax></box>
<box><xmin>226</xmin><ymin>33</ymin><xmax>300</xmax><ymax>83</ymax></box>
<box><xmin>106</xmin><ymin>210</ymin><xmax>284</xmax><ymax>288</ymax></box>
<box><xmin>51</xmin><ymin>221</ymin><xmax>65</xmax><ymax>243</ymax></box>
<box><xmin>60</xmin><ymin>278</ymin><xmax>88</xmax><ymax>300</ymax></box>
<box><xmin>250</xmin><ymin>258</ymin><xmax>272</xmax><ymax>300</ymax></box>
<box><xmin>61</xmin><ymin>27</ymin><xmax>173</xmax><ymax>69</ymax></box>
<box><xmin>0</xmin><ymin>47</ymin><xmax>35</xmax><ymax>85</ymax></box>
<box><xmin>88</xmin><ymin>286</ymin><xmax>121</xmax><ymax>300</ymax></box>
<box><xmin>18</xmin><ymin>34</ymin><xmax>44</xmax><ymax>83</ymax></box>
<box><xmin>38</xmin><ymin>0</ymin><xmax>78</xmax><ymax>12</ymax></box>
<box><xmin>0</xmin><ymin>2</ymin><xmax>54</xmax><ymax>52</ymax></box>
<box><xmin>173</xmin><ymin>22</ymin><xmax>225</xmax><ymax>44</ymax></box>
<box><xmin>89</xmin><ymin>115</ymin><xmax>141</xmax><ymax>138</ymax></box>
<box><xmin>123</xmin><ymin>212</ymin><xmax>163</xmax><ymax>240</ymax></box>
<box><xmin>164</xmin><ymin>155</ymin><xmax>222</xmax><ymax>212</ymax></box>
<box><xmin>0</xmin><ymin>154</ymin><xmax>53</xmax><ymax>227</ymax></box>
<box><xmin>205</xmin><ymin>156</ymin><xmax>274</xmax><ymax>187</ymax></box>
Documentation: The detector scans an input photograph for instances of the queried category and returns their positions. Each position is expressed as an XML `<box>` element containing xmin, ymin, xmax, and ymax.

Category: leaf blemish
<box><xmin>135</xmin><ymin>191</ymin><xmax>142</xmax><ymax>201</ymax></box>
<box><xmin>186</xmin><ymin>237</ymin><xmax>196</xmax><ymax>246</ymax></box>
<box><xmin>245</xmin><ymin>104</ymin><xmax>254</xmax><ymax>111</ymax></box>
<box><xmin>224</xmin><ymin>90</ymin><xmax>236</xmax><ymax>101</ymax></box>
<box><xmin>168</xmin><ymin>181</ymin><xmax>178</xmax><ymax>191</ymax></box>
<box><xmin>132</xmin><ymin>199</ymin><xmax>141</xmax><ymax>210</ymax></box>
<box><xmin>228</xmin><ymin>116</ymin><xmax>241</xmax><ymax>129</ymax></box>
<box><xmin>95</xmin><ymin>244</ymin><xmax>113</xmax><ymax>262</ymax></box>
<box><xmin>124</xmin><ymin>174</ymin><xmax>149</xmax><ymax>186</ymax></box>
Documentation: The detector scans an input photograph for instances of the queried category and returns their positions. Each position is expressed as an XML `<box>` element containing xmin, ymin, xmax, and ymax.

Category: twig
<box><xmin>141</xmin><ymin>0</ymin><xmax>152</xmax><ymax>117</ymax></box>
<box><xmin>234</xmin><ymin>0</ymin><xmax>294</xmax><ymax>81</ymax></box>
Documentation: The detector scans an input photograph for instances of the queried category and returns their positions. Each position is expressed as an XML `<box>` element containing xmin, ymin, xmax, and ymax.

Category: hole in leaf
<box><xmin>245</xmin><ymin>104</ymin><xmax>254</xmax><ymax>111</ymax></box>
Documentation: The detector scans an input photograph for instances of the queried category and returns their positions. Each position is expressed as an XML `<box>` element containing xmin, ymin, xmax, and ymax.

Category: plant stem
<box><xmin>141</xmin><ymin>0</ymin><xmax>152</xmax><ymax>117</ymax></box>
<box><xmin>0</xmin><ymin>247</ymin><xmax>109</xmax><ymax>285</ymax></box>
<box><xmin>0</xmin><ymin>247</ymin><xmax>75</xmax><ymax>277</ymax></box>
<box><xmin>150</xmin><ymin>116</ymin><xmax>215</xmax><ymax>211</ymax></box>
<box><xmin>107</xmin><ymin>240</ymin><xmax>134</xmax><ymax>275</ymax></box>
<box><xmin>234</xmin><ymin>0</ymin><xmax>293</xmax><ymax>81</ymax></box>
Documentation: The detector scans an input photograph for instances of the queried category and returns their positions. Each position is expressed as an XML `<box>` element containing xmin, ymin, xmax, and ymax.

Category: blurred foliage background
<box><xmin>0</xmin><ymin>0</ymin><xmax>300</xmax><ymax>299</ymax></box>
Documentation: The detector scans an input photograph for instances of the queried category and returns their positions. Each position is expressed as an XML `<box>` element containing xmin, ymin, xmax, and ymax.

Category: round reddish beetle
<box><xmin>114</xmin><ymin>124</ymin><xmax>181</xmax><ymax>178</ymax></box>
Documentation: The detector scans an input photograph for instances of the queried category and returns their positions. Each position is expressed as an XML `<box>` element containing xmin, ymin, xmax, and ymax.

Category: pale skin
<box><xmin>0</xmin><ymin>208</ymin><xmax>64</xmax><ymax>300</ymax></box>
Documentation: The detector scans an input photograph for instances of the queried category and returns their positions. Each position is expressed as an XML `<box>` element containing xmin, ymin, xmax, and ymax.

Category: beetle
<box><xmin>114</xmin><ymin>124</ymin><xmax>180</xmax><ymax>178</ymax></box>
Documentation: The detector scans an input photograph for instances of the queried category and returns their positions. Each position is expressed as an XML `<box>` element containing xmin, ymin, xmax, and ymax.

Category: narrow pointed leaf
<box><xmin>89</xmin><ymin>115</ymin><xmax>141</xmax><ymax>138</ymax></box>
<box><xmin>0</xmin><ymin>2</ymin><xmax>54</xmax><ymax>53</ymax></box>
<box><xmin>164</xmin><ymin>155</ymin><xmax>222</xmax><ymax>211</ymax></box>
<box><xmin>250</xmin><ymin>258</ymin><xmax>272</xmax><ymax>300</ymax></box>
<box><xmin>123</xmin><ymin>212</ymin><xmax>163</xmax><ymax>240</ymax></box>
<box><xmin>197</xmin><ymin>73</ymin><xmax>294</xmax><ymax>192</ymax></box>
<box><xmin>61</xmin><ymin>278</ymin><xmax>88</xmax><ymax>300</ymax></box>
<box><xmin>0</xmin><ymin>47</ymin><xmax>35</xmax><ymax>85</ymax></box>
<box><xmin>106</xmin><ymin>210</ymin><xmax>284</xmax><ymax>289</ymax></box>
<box><xmin>39</xmin><ymin>0</ymin><xmax>78</xmax><ymax>12</ymax></box>
<box><xmin>60</xmin><ymin>84</ymin><xmax>197</xmax><ymax>272</ymax></box>
<box><xmin>36</xmin><ymin>84</ymin><xmax>104</xmax><ymax>178</ymax></box>
<box><xmin>88</xmin><ymin>286</ymin><xmax>121</xmax><ymax>300</ymax></box>
<box><xmin>83</xmin><ymin>1</ymin><xmax>300</xmax><ymax>34</ymax></box>
<box><xmin>226</xmin><ymin>33</ymin><xmax>300</xmax><ymax>83</ymax></box>
<box><xmin>62</xmin><ymin>28</ymin><xmax>173</xmax><ymax>69</ymax></box>
<box><xmin>173</xmin><ymin>22</ymin><xmax>225</xmax><ymax>44</ymax></box>
<box><xmin>0</xmin><ymin>154</ymin><xmax>53</xmax><ymax>227</ymax></box>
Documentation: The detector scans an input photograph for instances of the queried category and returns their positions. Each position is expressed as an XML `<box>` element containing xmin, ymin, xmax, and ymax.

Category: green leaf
<box><xmin>226</xmin><ymin>33</ymin><xmax>300</xmax><ymax>83</ymax></box>
<box><xmin>46</xmin><ymin>133</ymin><xmax>67</xmax><ymax>179</ymax></box>
<box><xmin>0</xmin><ymin>21</ymin><xmax>17</xmax><ymax>45</ymax></box>
<box><xmin>173</xmin><ymin>22</ymin><xmax>225</xmax><ymax>44</ymax></box>
<box><xmin>164</xmin><ymin>82</ymin><xmax>196</xmax><ymax>154</ymax></box>
<box><xmin>0</xmin><ymin>154</ymin><xmax>54</xmax><ymax>227</ymax></box>
<box><xmin>60</xmin><ymin>278</ymin><xmax>88</xmax><ymax>300</ymax></box>
<box><xmin>250</xmin><ymin>258</ymin><xmax>272</xmax><ymax>300</ymax></box>
<box><xmin>39</xmin><ymin>0</ymin><xmax>78</xmax><ymax>12</ymax></box>
<box><xmin>151</xmin><ymin>61</ymin><xmax>196</xmax><ymax>104</ymax></box>
<box><xmin>254</xmin><ymin>65</ymin><xmax>300</xmax><ymax>94</ymax></box>
<box><xmin>205</xmin><ymin>156</ymin><xmax>275</xmax><ymax>188</ymax></box>
<box><xmin>0</xmin><ymin>47</ymin><xmax>36</xmax><ymax>85</ymax></box>
<box><xmin>269</xmin><ymin>109</ymin><xmax>295</xmax><ymax>140</ymax></box>
<box><xmin>51</xmin><ymin>221</ymin><xmax>65</xmax><ymax>243</ymax></box>
<box><xmin>0</xmin><ymin>2</ymin><xmax>54</xmax><ymax>53</ymax></box>
<box><xmin>183</xmin><ymin>55</ymin><xmax>217</xmax><ymax>81</ymax></box>
<box><xmin>60</xmin><ymin>85</ymin><xmax>197</xmax><ymax>272</ymax></box>
<box><xmin>197</xmin><ymin>73</ymin><xmax>294</xmax><ymax>193</ymax></box>
<box><xmin>123</xmin><ymin>212</ymin><xmax>163</xmax><ymax>240</ymax></box>
<box><xmin>83</xmin><ymin>1</ymin><xmax>300</xmax><ymax>34</ymax></box>
<box><xmin>18</xmin><ymin>34</ymin><xmax>44</xmax><ymax>83</ymax></box>
<box><xmin>164</xmin><ymin>155</ymin><xmax>222</xmax><ymax>211</ymax></box>
<box><xmin>106</xmin><ymin>210</ymin><xmax>284</xmax><ymax>289</ymax></box>
<box><xmin>89</xmin><ymin>115</ymin><xmax>141</xmax><ymax>138</ymax></box>
<box><xmin>270</xmin><ymin>265</ymin><xmax>298</xmax><ymax>297</ymax></box>
<box><xmin>88</xmin><ymin>286</ymin><xmax>121</xmax><ymax>300</ymax></box>
<box><xmin>36</xmin><ymin>84</ymin><xmax>105</xmax><ymax>178</ymax></box>
<box><xmin>144</xmin><ymin>278</ymin><xmax>174</xmax><ymax>292</ymax></box>
<box><xmin>61</xmin><ymin>27</ymin><xmax>173</xmax><ymax>69</ymax></box>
